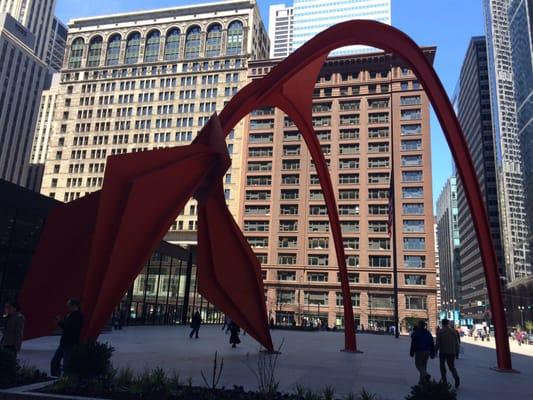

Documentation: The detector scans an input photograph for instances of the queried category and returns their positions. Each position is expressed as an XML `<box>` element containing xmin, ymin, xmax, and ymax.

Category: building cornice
<box><xmin>68</xmin><ymin>0</ymin><xmax>257</xmax><ymax>29</ymax></box>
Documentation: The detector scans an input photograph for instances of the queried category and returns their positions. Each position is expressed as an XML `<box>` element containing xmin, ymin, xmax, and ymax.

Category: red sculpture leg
<box><xmin>83</xmin><ymin>146</ymin><xmax>220</xmax><ymax>339</ymax></box>
<box><xmin>259</xmin><ymin>56</ymin><xmax>358</xmax><ymax>352</ymax></box>
<box><xmin>19</xmin><ymin>193</ymin><xmax>100</xmax><ymax>339</ymax></box>
<box><xmin>197</xmin><ymin>183</ymin><xmax>274</xmax><ymax>351</ymax></box>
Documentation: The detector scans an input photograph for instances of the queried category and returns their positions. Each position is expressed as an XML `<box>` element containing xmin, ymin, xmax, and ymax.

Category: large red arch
<box><xmin>19</xmin><ymin>20</ymin><xmax>512</xmax><ymax>370</ymax></box>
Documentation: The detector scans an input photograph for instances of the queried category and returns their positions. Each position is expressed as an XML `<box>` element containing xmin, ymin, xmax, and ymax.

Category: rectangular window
<box><xmin>369</xmin><ymin>255</ymin><xmax>391</xmax><ymax>268</ymax></box>
<box><xmin>244</xmin><ymin>221</ymin><xmax>269</xmax><ymax>232</ymax></box>
<box><xmin>278</xmin><ymin>236</ymin><xmax>298</xmax><ymax>248</ymax></box>
<box><xmin>403</xmin><ymin>220</ymin><xmax>425</xmax><ymax>233</ymax></box>
<box><xmin>401</xmin><ymin>139</ymin><xmax>422</xmax><ymax>151</ymax></box>
<box><xmin>280</xmin><ymin>205</ymin><xmax>299</xmax><ymax>215</ymax></box>
<box><xmin>309</xmin><ymin>221</ymin><xmax>329</xmax><ymax>232</ymax></box>
<box><xmin>401</xmin><ymin>109</ymin><xmax>421</xmax><ymax>120</ymax></box>
<box><xmin>309</xmin><ymin>237</ymin><xmax>329</xmax><ymax>249</ymax></box>
<box><xmin>403</xmin><ymin>238</ymin><xmax>425</xmax><ymax>250</ymax></box>
<box><xmin>402</xmin><ymin>187</ymin><xmax>424</xmax><ymax>199</ymax></box>
<box><xmin>404</xmin><ymin>255</ymin><xmax>426</xmax><ymax>268</ymax></box>
<box><xmin>278</xmin><ymin>253</ymin><xmax>297</xmax><ymax>265</ymax></box>
<box><xmin>304</xmin><ymin>291</ymin><xmax>328</xmax><ymax>305</ymax></box>
<box><xmin>246</xmin><ymin>237</ymin><xmax>268</xmax><ymax>248</ymax></box>
<box><xmin>369</xmin><ymin>274</ymin><xmax>392</xmax><ymax>284</ymax></box>
<box><xmin>246</xmin><ymin>190</ymin><xmax>271</xmax><ymax>200</ymax></box>
<box><xmin>308</xmin><ymin>272</ymin><xmax>328</xmax><ymax>282</ymax></box>
<box><xmin>339</xmin><ymin>159</ymin><xmax>359</xmax><ymax>169</ymax></box>
<box><xmin>405</xmin><ymin>275</ymin><xmax>427</xmax><ymax>285</ymax></box>
<box><xmin>308</xmin><ymin>254</ymin><xmax>329</xmax><ymax>266</ymax></box>
<box><xmin>336</xmin><ymin>292</ymin><xmax>360</xmax><ymax>307</ymax></box>
<box><xmin>402</xmin><ymin>170</ymin><xmax>423</xmax><ymax>182</ymax></box>
<box><xmin>368</xmin><ymin>238</ymin><xmax>391</xmax><ymax>250</ymax></box>
<box><xmin>277</xmin><ymin>290</ymin><xmax>296</xmax><ymax>304</ymax></box>
<box><xmin>401</xmin><ymin>155</ymin><xmax>422</xmax><ymax>166</ymax></box>
<box><xmin>279</xmin><ymin>220</ymin><xmax>298</xmax><ymax>231</ymax></box>
<box><xmin>405</xmin><ymin>295</ymin><xmax>427</xmax><ymax>310</ymax></box>
<box><xmin>278</xmin><ymin>271</ymin><xmax>296</xmax><ymax>281</ymax></box>
<box><xmin>343</xmin><ymin>238</ymin><xmax>359</xmax><ymax>250</ymax></box>
<box><xmin>337</xmin><ymin>272</ymin><xmax>359</xmax><ymax>283</ymax></box>
<box><xmin>401</xmin><ymin>124</ymin><xmax>421</xmax><ymax>136</ymax></box>
<box><xmin>403</xmin><ymin>203</ymin><xmax>424</xmax><ymax>214</ymax></box>
<box><xmin>369</xmin><ymin>294</ymin><xmax>394</xmax><ymax>309</ymax></box>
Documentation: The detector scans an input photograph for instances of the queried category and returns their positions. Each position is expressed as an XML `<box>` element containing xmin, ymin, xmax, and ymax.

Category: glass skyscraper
<box><xmin>292</xmin><ymin>0</ymin><xmax>391</xmax><ymax>56</ymax></box>
<box><xmin>508</xmin><ymin>0</ymin><xmax>533</xmax><ymax>256</ymax></box>
<box><xmin>483</xmin><ymin>0</ymin><xmax>531</xmax><ymax>281</ymax></box>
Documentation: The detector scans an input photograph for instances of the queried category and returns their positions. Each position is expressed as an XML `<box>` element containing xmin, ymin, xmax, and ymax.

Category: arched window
<box><xmin>87</xmin><ymin>36</ymin><xmax>103</xmax><ymax>67</ymax></box>
<box><xmin>124</xmin><ymin>32</ymin><xmax>141</xmax><ymax>64</ymax></box>
<box><xmin>205</xmin><ymin>23</ymin><xmax>222</xmax><ymax>57</ymax></box>
<box><xmin>144</xmin><ymin>30</ymin><xmax>161</xmax><ymax>62</ymax></box>
<box><xmin>105</xmin><ymin>34</ymin><xmax>121</xmax><ymax>66</ymax></box>
<box><xmin>68</xmin><ymin>37</ymin><xmax>85</xmax><ymax>69</ymax></box>
<box><xmin>185</xmin><ymin>25</ymin><xmax>201</xmax><ymax>59</ymax></box>
<box><xmin>164</xmin><ymin>28</ymin><xmax>181</xmax><ymax>61</ymax></box>
<box><xmin>226</xmin><ymin>21</ymin><xmax>244</xmax><ymax>55</ymax></box>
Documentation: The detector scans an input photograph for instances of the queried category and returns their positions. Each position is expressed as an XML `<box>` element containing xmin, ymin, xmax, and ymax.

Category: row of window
<box><xmin>243</xmin><ymin>219</ymin><xmax>424</xmax><ymax>235</ymax></box>
<box><xmin>247</xmin><ymin>237</ymin><xmax>425</xmax><ymax>253</ymax></box>
<box><xmin>252</xmin><ymin>252</ymin><xmax>426</xmax><ymax>269</ymax></box>
<box><xmin>69</xmin><ymin>21</ymin><xmax>245</xmax><ymax>68</ymax></box>
<box><xmin>273</xmin><ymin>271</ymin><xmax>426</xmax><ymax>285</ymax></box>
<box><xmin>244</xmin><ymin>186</ymin><xmax>424</xmax><ymax>200</ymax></box>
<box><xmin>274</xmin><ymin>290</ymin><xmax>428</xmax><ymax>310</ymax></box>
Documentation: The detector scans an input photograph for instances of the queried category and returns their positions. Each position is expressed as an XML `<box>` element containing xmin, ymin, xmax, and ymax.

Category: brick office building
<box><xmin>239</xmin><ymin>49</ymin><xmax>438</xmax><ymax>332</ymax></box>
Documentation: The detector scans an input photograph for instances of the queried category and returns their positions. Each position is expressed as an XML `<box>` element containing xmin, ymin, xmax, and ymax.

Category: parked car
<box><xmin>527</xmin><ymin>334</ymin><xmax>533</xmax><ymax>345</ymax></box>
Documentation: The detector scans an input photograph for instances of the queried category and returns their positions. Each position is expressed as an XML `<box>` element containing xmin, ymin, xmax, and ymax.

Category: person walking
<box><xmin>229</xmin><ymin>320</ymin><xmax>241</xmax><ymax>348</ymax></box>
<box><xmin>0</xmin><ymin>300</ymin><xmax>25</xmax><ymax>356</ymax></box>
<box><xmin>51</xmin><ymin>298</ymin><xmax>83</xmax><ymax>377</ymax></box>
<box><xmin>189</xmin><ymin>310</ymin><xmax>201</xmax><ymax>339</ymax></box>
<box><xmin>436</xmin><ymin>318</ymin><xmax>460</xmax><ymax>388</ymax></box>
<box><xmin>409</xmin><ymin>320</ymin><xmax>435</xmax><ymax>384</ymax></box>
<box><xmin>222</xmin><ymin>315</ymin><xmax>230</xmax><ymax>332</ymax></box>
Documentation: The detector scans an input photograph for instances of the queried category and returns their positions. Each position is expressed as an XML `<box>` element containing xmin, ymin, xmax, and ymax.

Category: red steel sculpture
<box><xmin>19</xmin><ymin>20</ymin><xmax>512</xmax><ymax>370</ymax></box>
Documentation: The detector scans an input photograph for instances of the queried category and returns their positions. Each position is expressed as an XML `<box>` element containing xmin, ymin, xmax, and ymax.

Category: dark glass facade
<box><xmin>0</xmin><ymin>179</ymin><xmax>220</xmax><ymax>326</ymax></box>
<box><xmin>0</xmin><ymin>179</ymin><xmax>57</xmax><ymax>305</ymax></box>
<box><xmin>122</xmin><ymin>242</ymin><xmax>223</xmax><ymax>325</ymax></box>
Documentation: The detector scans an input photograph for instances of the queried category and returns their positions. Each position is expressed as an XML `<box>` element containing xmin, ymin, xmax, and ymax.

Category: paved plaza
<box><xmin>18</xmin><ymin>326</ymin><xmax>533</xmax><ymax>400</ymax></box>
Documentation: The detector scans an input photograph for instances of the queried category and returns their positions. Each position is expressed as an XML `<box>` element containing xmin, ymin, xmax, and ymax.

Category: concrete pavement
<box><xmin>18</xmin><ymin>326</ymin><xmax>533</xmax><ymax>400</ymax></box>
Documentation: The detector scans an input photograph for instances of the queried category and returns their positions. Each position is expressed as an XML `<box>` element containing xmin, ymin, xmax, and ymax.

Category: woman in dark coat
<box><xmin>229</xmin><ymin>321</ymin><xmax>241</xmax><ymax>348</ymax></box>
<box><xmin>189</xmin><ymin>311</ymin><xmax>201</xmax><ymax>339</ymax></box>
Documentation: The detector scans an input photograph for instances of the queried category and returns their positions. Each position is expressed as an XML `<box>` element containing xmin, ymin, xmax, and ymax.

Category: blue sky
<box><xmin>56</xmin><ymin>0</ymin><xmax>486</xmax><ymax>208</ymax></box>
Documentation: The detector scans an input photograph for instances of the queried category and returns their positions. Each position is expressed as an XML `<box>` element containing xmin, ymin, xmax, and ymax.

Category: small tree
<box><xmin>525</xmin><ymin>320</ymin><xmax>533</xmax><ymax>334</ymax></box>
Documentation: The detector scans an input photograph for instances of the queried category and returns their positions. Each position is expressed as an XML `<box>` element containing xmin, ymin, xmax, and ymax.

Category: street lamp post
<box><xmin>518</xmin><ymin>306</ymin><xmax>525</xmax><ymax>328</ymax></box>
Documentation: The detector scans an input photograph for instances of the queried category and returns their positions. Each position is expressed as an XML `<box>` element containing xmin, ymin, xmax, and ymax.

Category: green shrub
<box><xmin>0</xmin><ymin>348</ymin><xmax>17</xmax><ymax>388</ymax></box>
<box><xmin>115</xmin><ymin>367</ymin><xmax>135</xmax><ymax>389</ymax></box>
<box><xmin>64</xmin><ymin>341</ymin><xmax>114</xmax><ymax>379</ymax></box>
<box><xmin>405</xmin><ymin>380</ymin><xmax>456</xmax><ymax>400</ymax></box>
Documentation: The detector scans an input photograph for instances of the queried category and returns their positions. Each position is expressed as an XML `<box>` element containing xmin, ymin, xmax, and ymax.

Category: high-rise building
<box><xmin>292</xmin><ymin>0</ymin><xmax>391</xmax><ymax>56</ymax></box>
<box><xmin>508</xmin><ymin>0</ymin><xmax>533</xmax><ymax>254</ymax></box>
<box><xmin>240</xmin><ymin>49</ymin><xmax>437</xmax><ymax>331</ymax></box>
<box><xmin>454</xmin><ymin>37</ymin><xmax>506</xmax><ymax>322</ymax></box>
<box><xmin>39</xmin><ymin>0</ymin><xmax>269</xmax><ymax>247</ymax></box>
<box><xmin>0</xmin><ymin>0</ymin><xmax>56</xmax><ymax>62</ymax></box>
<box><xmin>268</xmin><ymin>4</ymin><xmax>293</xmax><ymax>59</ymax></box>
<box><xmin>45</xmin><ymin>16</ymin><xmax>67</xmax><ymax>71</ymax></box>
<box><xmin>434</xmin><ymin>221</ymin><xmax>441</xmax><ymax>314</ymax></box>
<box><xmin>483</xmin><ymin>0</ymin><xmax>531</xmax><ymax>281</ymax></box>
<box><xmin>436</xmin><ymin>177</ymin><xmax>461</xmax><ymax>321</ymax></box>
<box><xmin>27</xmin><ymin>73</ymin><xmax>60</xmax><ymax>191</ymax></box>
<box><xmin>0</xmin><ymin>12</ymin><xmax>48</xmax><ymax>187</ymax></box>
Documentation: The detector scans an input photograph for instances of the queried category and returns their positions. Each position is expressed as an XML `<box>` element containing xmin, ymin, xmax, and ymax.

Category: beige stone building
<box><xmin>239</xmin><ymin>51</ymin><xmax>438</xmax><ymax>332</ymax></box>
<box><xmin>39</xmin><ymin>0</ymin><xmax>269</xmax><ymax>246</ymax></box>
